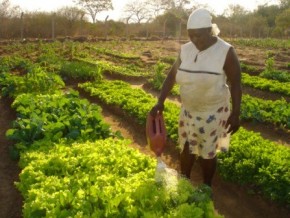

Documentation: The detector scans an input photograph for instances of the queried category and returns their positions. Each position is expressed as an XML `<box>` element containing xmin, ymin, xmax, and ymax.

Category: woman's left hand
<box><xmin>226</xmin><ymin>112</ymin><xmax>240</xmax><ymax>134</ymax></box>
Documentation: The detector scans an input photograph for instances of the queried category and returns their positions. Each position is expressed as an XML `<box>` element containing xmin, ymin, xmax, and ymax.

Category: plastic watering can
<box><xmin>146</xmin><ymin>113</ymin><xmax>167</xmax><ymax>156</ymax></box>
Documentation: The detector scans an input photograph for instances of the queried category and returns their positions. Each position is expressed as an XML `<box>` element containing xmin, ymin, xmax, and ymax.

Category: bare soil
<box><xmin>0</xmin><ymin>97</ymin><xmax>23</xmax><ymax>218</ymax></box>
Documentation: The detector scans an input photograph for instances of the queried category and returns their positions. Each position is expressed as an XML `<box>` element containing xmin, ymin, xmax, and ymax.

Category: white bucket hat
<box><xmin>187</xmin><ymin>8</ymin><xmax>220</xmax><ymax>35</ymax></box>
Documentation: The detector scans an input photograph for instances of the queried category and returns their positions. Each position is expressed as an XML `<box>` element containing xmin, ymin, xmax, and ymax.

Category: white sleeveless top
<box><xmin>176</xmin><ymin>37</ymin><xmax>231</xmax><ymax>112</ymax></box>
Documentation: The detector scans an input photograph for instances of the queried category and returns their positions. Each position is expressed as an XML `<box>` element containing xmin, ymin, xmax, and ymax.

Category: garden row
<box><xmin>227</xmin><ymin>38</ymin><xmax>290</xmax><ymax>49</ymax></box>
<box><xmin>242</xmin><ymin>72</ymin><xmax>290</xmax><ymax>96</ymax></box>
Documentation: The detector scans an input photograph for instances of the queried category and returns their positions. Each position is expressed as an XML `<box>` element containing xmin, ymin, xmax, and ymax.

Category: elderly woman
<box><xmin>150</xmin><ymin>8</ymin><xmax>242</xmax><ymax>187</ymax></box>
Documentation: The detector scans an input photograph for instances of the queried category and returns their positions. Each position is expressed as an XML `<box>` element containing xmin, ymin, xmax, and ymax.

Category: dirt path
<box><xmin>0</xmin><ymin>97</ymin><xmax>22</xmax><ymax>218</ymax></box>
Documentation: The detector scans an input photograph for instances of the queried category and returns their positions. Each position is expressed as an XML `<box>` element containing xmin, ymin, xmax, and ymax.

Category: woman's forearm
<box><xmin>230</xmin><ymin>84</ymin><xmax>242</xmax><ymax>115</ymax></box>
<box><xmin>158</xmin><ymin>70</ymin><xmax>176</xmax><ymax>104</ymax></box>
<box><xmin>158</xmin><ymin>58</ymin><xmax>180</xmax><ymax>104</ymax></box>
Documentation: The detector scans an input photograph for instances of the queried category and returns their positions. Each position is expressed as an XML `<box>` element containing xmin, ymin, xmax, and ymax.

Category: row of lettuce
<box><xmin>0</xmin><ymin>67</ymin><xmax>220</xmax><ymax>217</ymax></box>
<box><xmin>227</xmin><ymin>38</ymin><xmax>290</xmax><ymax>49</ymax></box>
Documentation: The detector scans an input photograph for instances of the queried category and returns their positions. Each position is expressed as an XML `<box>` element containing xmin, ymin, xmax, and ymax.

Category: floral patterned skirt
<box><xmin>178</xmin><ymin>102</ymin><xmax>231</xmax><ymax>159</ymax></box>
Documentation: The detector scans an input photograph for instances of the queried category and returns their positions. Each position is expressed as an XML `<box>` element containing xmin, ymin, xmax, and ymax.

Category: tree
<box><xmin>275</xmin><ymin>8</ymin><xmax>290</xmax><ymax>37</ymax></box>
<box><xmin>214</xmin><ymin>15</ymin><xmax>233</xmax><ymax>37</ymax></box>
<box><xmin>224</xmin><ymin>4</ymin><xmax>248</xmax><ymax>37</ymax></box>
<box><xmin>146</xmin><ymin>0</ymin><xmax>172</xmax><ymax>18</ymax></box>
<box><xmin>74</xmin><ymin>0</ymin><xmax>113</xmax><ymax>23</ymax></box>
<box><xmin>0</xmin><ymin>0</ymin><xmax>20</xmax><ymax>18</ymax></box>
<box><xmin>171</xmin><ymin>0</ymin><xmax>191</xmax><ymax>10</ymax></box>
<box><xmin>142</xmin><ymin>0</ymin><xmax>193</xmax><ymax>39</ymax></box>
<box><xmin>123</xmin><ymin>0</ymin><xmax>151</xmax><ymax>24</ymax></box>
<box><xmin>0</xmin><ymin>0</ymin><xmax>20</xmax><ymax>38</ymax></box>
<box><xmin>245</xmin><ymin>14</ymin><xmax>268</xmax><ymax>37</ymax></box>
<box><xmin>57</xmin><ymin>6</ymin><xmax>86</xmax><ymax>24</ymax></box>
<box><xmin>224</xmin><ymin>4</ymin><xmax>248</xmax><ymax>17</ymax></box>
<box><xmin>57</xmin><ymin>6</ymin><xmax>86</xmax><ymax>35</ymax></box>
<box><xmin>153</xmin><ymin>11</ymin><xmax>184</xmax><ymax>37</ymax></box>
<box><xmin>146</xmin><ymin>0</ymin><xmax>193</xmax><ymax>19</ymax></box>
<box><xmin>256</xmin><ymin>4</ymin><xmax>280</xmax><ymax>28</ymax></box>
<box><xmin>278</xmin><ymin>0</ymin><xmax>290</xmax><ymax>9</ymax></box>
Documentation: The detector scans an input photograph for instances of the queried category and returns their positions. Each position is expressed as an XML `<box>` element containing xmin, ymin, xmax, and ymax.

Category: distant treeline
<box><xmin>0</xmin><ymin>0</ymin><xmax>289</xmax><ymax>40</ymax></box>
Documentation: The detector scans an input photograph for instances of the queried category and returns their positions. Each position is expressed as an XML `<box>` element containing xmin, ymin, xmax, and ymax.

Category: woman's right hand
<box><xmin>150</xmin><ymin>102</ymin><xmax>164</xmax><ymax>117</ymax></box>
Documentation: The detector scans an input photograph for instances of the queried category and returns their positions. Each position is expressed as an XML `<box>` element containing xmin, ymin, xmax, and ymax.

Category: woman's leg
<box><xmin>200</xmin><ymin>156</ymin><xmax>217</xmax><ymax>187</ymax></box>
<box><xmin>180</xmin><ymin>141</ymin><xmax>196</xmax><ymax>179</ymax></box>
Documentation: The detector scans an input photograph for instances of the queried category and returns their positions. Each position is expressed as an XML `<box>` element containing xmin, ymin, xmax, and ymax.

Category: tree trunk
<box><xmin>52</xmin><ymin>13</ymin><xmax>55</xmax><ymax>41</ymax></box>
<box><xmin>20</xmin><ymin>12</ymin><xmax>24</xmax><ymax>40</ymax></box>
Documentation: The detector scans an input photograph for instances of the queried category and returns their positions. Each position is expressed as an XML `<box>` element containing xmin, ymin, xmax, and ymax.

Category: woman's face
<box><xmin>188</xmin><ymin>28</ymin><xmax>211</xmax><ymax>51</ymax></box>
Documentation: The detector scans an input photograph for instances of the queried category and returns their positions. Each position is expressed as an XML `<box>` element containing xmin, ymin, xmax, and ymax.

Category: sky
<box><xmin>9</xmin><ymin>0</ymin><xmax>280</xmax><ymax>21</ymax></box>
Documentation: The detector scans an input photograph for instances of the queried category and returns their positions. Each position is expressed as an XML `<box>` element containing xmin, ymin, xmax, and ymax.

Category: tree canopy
<box><xmin>74</xmin><ymin>0</ymin><xmax>113</xmax><ymax>23</ymax></box>
<box><xmin>1</xmin><ymin>0</ymin><xmax>289</xmax><ymax>39</ymax></box>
